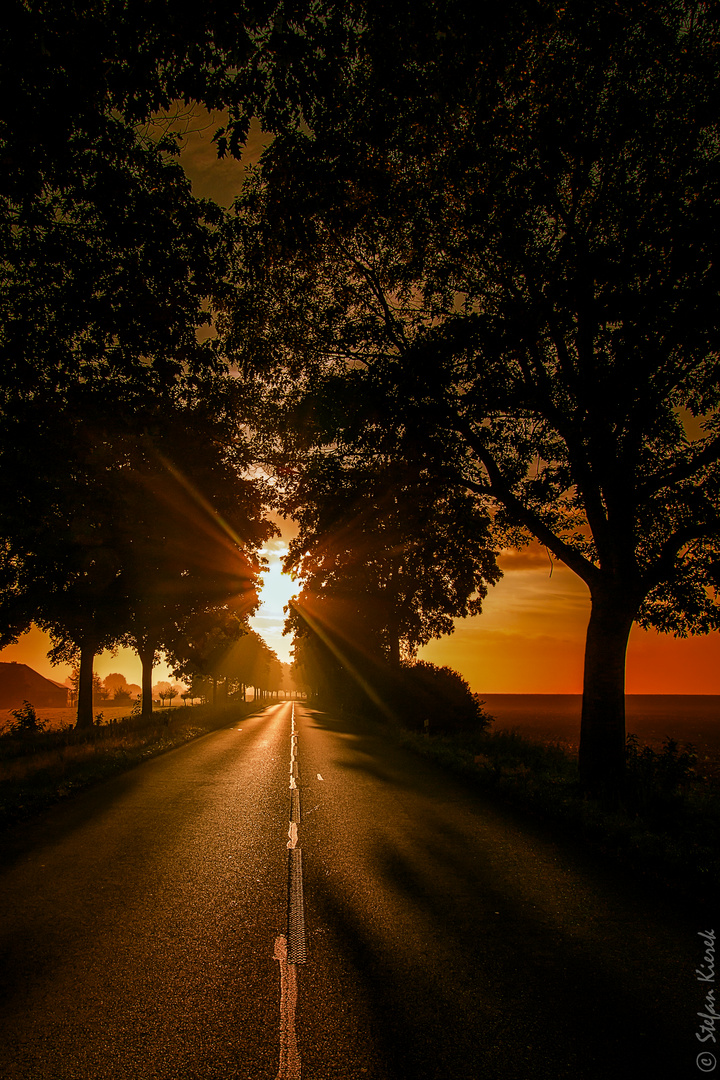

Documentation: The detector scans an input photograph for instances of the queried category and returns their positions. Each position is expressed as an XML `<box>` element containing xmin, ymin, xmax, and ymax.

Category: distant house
<box><xmin>0</xmin><ymin>663</ymin><xmax>69</xmax><ymax>709</ymax></box>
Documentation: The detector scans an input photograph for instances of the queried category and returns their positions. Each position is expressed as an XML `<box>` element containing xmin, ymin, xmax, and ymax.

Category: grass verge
<box><xmin>393</xmin><ymin>722</ymin><xmax>720</xmax><ymax>907</ymax></box>
<box><xmin>0</xmin><ymin>702</ymin><xmax>255</xmax><ymax>829</ymax></box>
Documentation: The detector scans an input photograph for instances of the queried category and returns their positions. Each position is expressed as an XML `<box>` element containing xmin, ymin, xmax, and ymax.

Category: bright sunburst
<box><xmin>250</xmin><ymin>545</ymin><xmax>298</xmax><ymax>663</ymax></box>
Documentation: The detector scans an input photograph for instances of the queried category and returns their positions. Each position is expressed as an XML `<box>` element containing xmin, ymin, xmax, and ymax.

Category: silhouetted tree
<box><xmin>0</xmin><ymin>401</ymin><xmax>137</xmax><ymax>726</ymax></box>
<box><xmin>0</xmin><ymin>4</ymin><xmax>299</xmax><ymax>728</ymax></box>
<box><xmin>219</xmin><ymin>628</ymin><xmax>278</xmax><ymax>700</ymax></box>
<box><xmin>167</xmin><ymin>606</ymin><xmax>254</xmax><ymax>705</ymax></box>
<box><xmin>0</xmin><ymin>382</ymin><xmax>273</xmax><ymax>726</ymax></box>
<box><xmin>221</xmin><ymin>1</ymin><xmax>720</xmax><ymax>799</ymax></box>
<box><xmin>283</xmin><ymin>455</ymin><xmax>500</xmax><ymax>667</ymax></box>
<box><xmin>111</xmin><ymin>391</ymin><xmax>274</xmax><ymax>718</ymax></box>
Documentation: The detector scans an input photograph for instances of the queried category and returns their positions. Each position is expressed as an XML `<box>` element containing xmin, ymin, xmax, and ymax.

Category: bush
<box><xmin>112</xmin><ymin>688</ymin><xmax>134</xmax><ymax>706</ymax></box>
<box><xmin>2</xmin><ymin>700</ymin><xmax>47</xmax><ymax>738</ymax></box>
<box><xmin>624</xmin><ymin>733</ymin><xmax>698</xmax><ymax>816</ymax></box>
<box><xmin>392</xmin><ymin>661</ymin><xmax>492</xmax><ymax>736</ymax></box>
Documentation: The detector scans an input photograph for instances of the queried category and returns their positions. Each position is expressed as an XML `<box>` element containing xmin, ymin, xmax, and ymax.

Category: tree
<box><xmin>111</xmin><ymin>387</ymin><xmax>274</xmax><ymax>718</ymax></box>
<box><xmin>153</xmin><ymin>682</ymin><xmax>181</xmax><ymax>708</ymax></box>
<box><xmin>290</xmin><ymin>616</ymin><xmax>351</xmax><ymax>708</ymax></box>
<box><xmin>0</xmin><ymin>0</ymin><xmax>355</xmax><ymax>413</ymax></box>
<box><xmin>0</xmin><ymin>378</ymin><xmax>273</xmax><ymax>726</ymax></box>
<box><xmin>218</xmin><ymin>628</ymin><xmax>282</xmax><ymax>701</ymax></box>
<box><xmin>283</xmin><ymin>454</ymin><xmax>500</xmax><ymax>668</ymax></box>
<box><xmin>103</xmin><ymin>673</ymin><xmax>134</xmax><ymax>697</ymax></box>
<box><xmin>0</xmin><ymin>2</ymin><xmax>232</xmax><ymax>732</ymax></box>
<box><xmin>221</xmin><ymin>1</ymin><xmax>720</xmax><ymax>799</ymax></box>
<box><xmin>168</xmin><ymin>606</ymin><xmax>255</xmax><ymax>705</ymax></box>
<box><xmin>0</xmin><ymin>3</ymin><xmax>303</xmax><ymax>727</ymax></box>
<box><xmin>0</xmin><ymin>397</ymin><xmax>139</xmax><ymax>727</ymax></box>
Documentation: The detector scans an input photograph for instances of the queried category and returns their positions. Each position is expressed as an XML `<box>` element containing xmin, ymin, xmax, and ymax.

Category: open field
<box><xmin>482</xmin><ymin>693</ymin><xmax>720</xmax><ymax>776</ymax></box>
<box><xmin>0</xmin><ymin>703</ymin><xmax>195</xmax><ymax>733</ymax></box>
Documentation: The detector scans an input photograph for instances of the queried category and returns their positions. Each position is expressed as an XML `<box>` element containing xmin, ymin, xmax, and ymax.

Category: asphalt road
<box><xmin>0</xmin><ymin>702</ymin><xmax>710</xmax><ymax>1079</ymax></box>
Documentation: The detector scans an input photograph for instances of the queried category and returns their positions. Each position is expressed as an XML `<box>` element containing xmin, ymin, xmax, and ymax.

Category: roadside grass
<box><xmin>394</xmin><ymin>720</ymin><xmax>720</xmax><ymax>906</ymax></box>
<box><xmin>0</xmin><ymin>701</ymin><xmax>256</xmax><ymax>828</ymax></box>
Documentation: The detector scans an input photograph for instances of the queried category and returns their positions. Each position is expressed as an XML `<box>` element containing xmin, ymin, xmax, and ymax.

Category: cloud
<box><xmin>261</xmin><ymin>538</ymin><xmax>290</xmax><ymax>560</ymax></box>
<box><xmin>496</xmin><ymin>543</ymin><xmax>559</xmax><ymax>571</ymax></box>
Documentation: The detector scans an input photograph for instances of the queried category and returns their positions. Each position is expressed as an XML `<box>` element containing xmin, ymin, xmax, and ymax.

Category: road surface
<box><xmin>0</xmin><ymin>702</ymin><xmax>709</xmax><ymax>1078</ymax></box>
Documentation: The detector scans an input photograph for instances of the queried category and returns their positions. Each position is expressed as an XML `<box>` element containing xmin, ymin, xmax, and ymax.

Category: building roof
<box><xmin>0</xmin><ymin>663</ymin><xmax>69</xmax><ymax>708</ymax></box>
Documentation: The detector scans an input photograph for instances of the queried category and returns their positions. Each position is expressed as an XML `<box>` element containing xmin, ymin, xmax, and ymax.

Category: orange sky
<box><xmin>419</xmin><ymin>546</ymin><xmax>720</xmax><ymax>694</ymax></box>
<box><xmin>250</xmin><ymin>538</ymin><xmax>720</xmax><ymax>695</ymax></box>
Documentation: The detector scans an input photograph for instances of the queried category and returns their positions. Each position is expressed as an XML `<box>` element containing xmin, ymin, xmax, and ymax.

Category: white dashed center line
<box><xmin>274</xmin><ymin>701</ymin><xmax>307</xmax><ymax>1079</ymax></box>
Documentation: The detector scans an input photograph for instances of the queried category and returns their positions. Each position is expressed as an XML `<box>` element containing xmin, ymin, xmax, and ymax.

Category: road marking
<box><xmin>273</xmin><ymin>935</ymin><xmax>301</xmax><ymax>1080</ymax></box>
<box><xmin>276</xmin><ymin>701</ymin><xmax>306</xmax><ymax>1080</ymax></box>
<box><xmin>287</xmin><ymin>848</ymin><xmax>307</xmax><ymax>964</ymax></box>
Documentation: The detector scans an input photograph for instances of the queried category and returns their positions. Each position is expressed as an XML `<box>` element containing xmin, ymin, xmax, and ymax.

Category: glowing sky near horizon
<box><xmin>250</xmin><ymin>538</ymin><xmax>298</xmax><ymax>664</ymax></box>
<box><xmin>419</xmin><ymin>546</ymin><xmax>720</xmax><ymax>694</ymax></box>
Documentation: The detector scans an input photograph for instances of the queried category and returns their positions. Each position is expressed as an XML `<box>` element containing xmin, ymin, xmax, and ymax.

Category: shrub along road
<box><xmin>0</xmin><ymin>702</ymin><xmax>706</xmax><ymax>1079</ymax></box>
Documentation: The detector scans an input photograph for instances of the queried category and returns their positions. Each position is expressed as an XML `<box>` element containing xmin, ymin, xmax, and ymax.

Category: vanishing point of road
<box><xmin>0</xmin><ymin>702</ymin><xmax>709</xmax><ymax>1079</ymax></box>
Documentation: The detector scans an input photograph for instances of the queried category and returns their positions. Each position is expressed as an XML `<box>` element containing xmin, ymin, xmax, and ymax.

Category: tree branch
<box><xmin>330</xmin><ymin>233</ymin><xmax>411</xmax><ymax>356</ymax></box>
<box><xmin>638</xmin><ymin>433</ymin><xmax>720</xmax><ymax>498</ymax></box>
<box><xmin>643</xmin><ymin>517</ymin><xmax>720</xmax><ymax>593</ymax></box>
<box><xmin>457</xmin><ymin>418</ymin><xmax>601</xmax><ymax>587</ymax></box>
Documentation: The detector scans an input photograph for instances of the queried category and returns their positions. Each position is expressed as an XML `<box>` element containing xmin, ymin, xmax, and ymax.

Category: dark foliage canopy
<box><xmin>283</xmin><ymin>454</ymin><xmax>500</xmax><ymax>665</ymax></box>
<box><xmin>220</xmin><ymin>0</ymin><xmax>720</xmax><ymax>796</ymax></box>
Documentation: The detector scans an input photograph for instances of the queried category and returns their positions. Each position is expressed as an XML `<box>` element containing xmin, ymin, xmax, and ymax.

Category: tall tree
<box><xmin>114</xmin><ymin>387</ymin><xmax>274</xmax><ymax>718</ymax></box>
<box><xmin>0</xmin><ymin>381</ymin><xmax>273</xmax><ymax>726</ymax></box>
<box><xmin>0</xmin><ymin>2</ymin><xmax>314</xmax><ymax>722</ymax></box>
<box><xmin>219</xmin><ymin>628</ymin><xmax>279</xmax><ymax>700</ymax></box>
<box><xmin>0</xmin><ymin>396</ymin><xmax>135</xmax><ymax>726</ymax></box>
<box><xmin>283</xmin><ymin>454</ymin><xmax>500</xmax><ymax>667</ymax></box>
<box><xmin>168</xmin><ymin>615</ymin><xmax>281</xmax><ymax>704</ymax></box>
<box><xmin>221</xmin><ymin>1</ymin><xmax>720</xmax><ymax>798</ymax></box>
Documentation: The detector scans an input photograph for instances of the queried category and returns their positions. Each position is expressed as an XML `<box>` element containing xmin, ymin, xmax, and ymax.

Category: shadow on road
<box><xmin>298</xmin><ymin>706</ymin><xmax>699</xmax><ymax>1080</ymax></box>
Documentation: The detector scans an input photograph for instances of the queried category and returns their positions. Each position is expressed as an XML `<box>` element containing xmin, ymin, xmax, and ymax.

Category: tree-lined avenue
<box><xmin>0</xmin><ymin>702</ymin><xmax>704</xmax><ymax>1078</ymax></box>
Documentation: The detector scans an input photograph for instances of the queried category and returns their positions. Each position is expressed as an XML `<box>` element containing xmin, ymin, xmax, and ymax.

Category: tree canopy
<box><xmin>0</xmin><ymin>1</ymin><xmax>288</xmax><ymax>722</ymax></box>
<box><xmin>220</xmin><ymin>0</ymin><xmax>720</xmax><ymax>797</ymax></box>
<box><xmin>0</xmin><ymin>379</ymin><xmax>274</xmax><ymax>726</ymax></box>
<box><xmin>283</xmin><ymin>453</ymin><xmax>500</xmax><ymax>668</ymax></box>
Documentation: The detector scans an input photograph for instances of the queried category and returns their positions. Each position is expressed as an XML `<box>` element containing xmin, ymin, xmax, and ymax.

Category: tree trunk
<box><xmin>75</xmin><ymin>642</ymin><xmax>95</xmax><ymax>730</ymax></box>
<box><xmin>578</xmin><ymin>583</ymin><xmax>639</xmax><ymax>803</ymax></box>
<box><xmin>138</xmin><ymin>641</ymin><xmax>156</xmax><ymax>721</ymax></box>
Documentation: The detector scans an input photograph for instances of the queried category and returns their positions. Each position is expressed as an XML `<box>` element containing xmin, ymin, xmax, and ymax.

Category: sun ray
<box><xmin>289</xmin><ymin>598</ymin><xmax>396</xmax><ymax>721</ymax></box>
